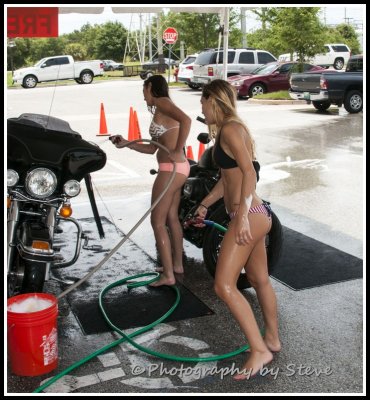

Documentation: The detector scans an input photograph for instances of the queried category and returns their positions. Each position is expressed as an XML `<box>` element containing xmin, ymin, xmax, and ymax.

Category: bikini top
<box><xmin>213</xmin><ymin>133</ymin><xmax>261</xmax><ymax>181</ymax></box>
<box><xmin>149</xmin><ymin>119</ymin><xmax>179</xmax><ymax>140</ymax></box>
<box><xmin>213</xmin><ymin>136</ymin><xmax>238</xmax><ymax>169</ymax></box>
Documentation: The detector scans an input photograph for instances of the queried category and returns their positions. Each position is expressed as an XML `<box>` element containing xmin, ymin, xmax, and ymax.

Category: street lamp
<box><xmin>8</xmin><ymin>40</ymin><xmax>16</xmax><ymax>77</ymax></box>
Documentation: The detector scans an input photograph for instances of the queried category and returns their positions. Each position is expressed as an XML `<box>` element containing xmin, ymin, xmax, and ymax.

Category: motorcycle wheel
<box><xmin>21</xmin><ymin>261</ymin><xmax>46</xmax><ymax>294</ymax></box>
<box><xmin>8</xmin><ymin>253</ymin><xmax>25</xmax><ymax>297</ymax></box>
<box><xmin>202</xmin><ymin>204</ymin><xmax>252</xmax><ymax>290</ymax></box>
<box><xmin>8</xmin><ymin>254</ymin><xmax>46</xmax><ymax>297</ymax></box>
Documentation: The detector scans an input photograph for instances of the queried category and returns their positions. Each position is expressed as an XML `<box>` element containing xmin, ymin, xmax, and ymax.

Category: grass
<box><xmin>253</xmin><ymin>90</ymin><xmax>291</xmax><ymax>100</ymax></box>
<box><xmin>7</xmin><ymin>70</ymin><xmax>179</xmax><ymax>89</ymax></box>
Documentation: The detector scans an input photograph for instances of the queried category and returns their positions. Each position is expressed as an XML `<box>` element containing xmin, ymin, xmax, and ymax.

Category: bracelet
<box><xmin>200</xmin><ymin>203</ymin><xmax>208</xmax><ymax>210</ymax></box>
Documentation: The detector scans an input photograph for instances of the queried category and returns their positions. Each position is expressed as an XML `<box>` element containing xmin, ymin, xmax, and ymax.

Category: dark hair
<box><xmin>144</xmin><ymin>75</ymin><xmax>169</xmax><ymax>98</ymax></box>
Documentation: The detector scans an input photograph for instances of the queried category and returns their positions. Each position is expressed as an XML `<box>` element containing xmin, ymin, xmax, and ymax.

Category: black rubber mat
<box><xmin>71</xmin><ymin>283</ymin><xmax>214</xmax><ymax>335</ymax></box>
<box><xmin>271</xmin><ymin>227</ymin><xmax>363</xmax><ymax>290</ymax></box>
<box><xmin>53</xmin><ymin>217</ymin><xmax>214</xmax><ymax>335</ymax></box>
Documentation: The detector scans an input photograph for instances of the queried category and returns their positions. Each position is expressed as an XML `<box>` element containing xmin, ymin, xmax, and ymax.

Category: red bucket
<box><xmin>7</xmin><ymin>293</ymin><xmax>58</xmax><ymax>376</ymax></box>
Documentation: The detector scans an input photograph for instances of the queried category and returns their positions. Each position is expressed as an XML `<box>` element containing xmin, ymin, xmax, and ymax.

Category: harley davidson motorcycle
<box><xmin>178</xmin><ymin>118</ymin><xmax>283</xmax><ymax>289</ymax></box>
<box><xmin>7</xmin><ymin>113</ymin><xmax>106</xmax><ymax>297</ymax></box>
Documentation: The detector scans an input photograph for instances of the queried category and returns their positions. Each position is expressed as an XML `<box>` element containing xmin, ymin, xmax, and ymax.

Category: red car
<box><xmin>227</xmin><ymin>61</ymin><xmax>325</xmax><ymax>99</ymax></box>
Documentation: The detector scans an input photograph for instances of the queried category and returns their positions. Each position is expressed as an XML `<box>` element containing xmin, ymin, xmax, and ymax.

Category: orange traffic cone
<box><xmin>186</xmin><ymin>145</ymin><xmax>194</xmax><ymax>160</ymax></box>
<box><xmin>128</xmin><ymin>106</ymin><xmax>135</xmax><ymax>141</ymax></box>
<box><xmin>198</xmin><ymin>142</ymin><xmax>205</xmax><ymax>161</ymax></box>
<box><xmin>133</xmin><ymin>110</ymin><xmax>142</xmax><ymax>140</ymax></box>
<box><xmin>97</xmin><ymin>103</ymin><xmax>109</xmax><ymax>136</ymax></box>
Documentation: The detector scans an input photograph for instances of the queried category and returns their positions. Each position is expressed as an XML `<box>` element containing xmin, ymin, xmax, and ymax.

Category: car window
<box><xmin>209</xmin><ymin>51</ymin><xmax>236</xmax><ymax>64</ymax></box>
<box><xmin>195</xmin><ymin>52</ymin><xmax>213</xmax><ymax>65</ymax></box>
<box><xmin>57</xmin><ymin>57</ymin><xmax>69</xmax><ymax>65</ymax></box>
<box><xmin>257</xmin><ymin>52</ymin><xmax>276</xmax><ymax>64</ymax></box>
<box><xmin>278</xmin><ymin>63</ymin><xmax>292</xmax><ymax>73</ymax></box>
<box><xmin>346</xmin><ymin>57</ymin><xmax>363</xmax><ymax>72</ymax></box>
<box><xmin>239</xmin><ymin>52</ymin><xmax>255</xmax><ymax>64</ymax></box>
<box><xmin>182</xmin><ymin>57</ymin><xmax>196</xmax><ymax>64</ymax></box>
<box><xmin>44</xmin><ymin>59</ymin><xmax>57</xmax><ymax>67</ymax></box>
<box><xmin>332</xmin><ymin>45</ymin><xmax>349</xmax><ymax>52</ymax></box>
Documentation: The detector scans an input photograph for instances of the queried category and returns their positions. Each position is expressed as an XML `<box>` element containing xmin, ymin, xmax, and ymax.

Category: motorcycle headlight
<box><xmin>25</xmin><ymin>168</ymin><xmax>57</xmax><ymax>199</ymax></box>
<box><xmin>63</xmin><ymin>180</ymin><xmax>81</xmax><ymax>197</ymax></box>
<box><xmin>7</xmin><ymin>169</ymin><xmax>19</xmax><ymax>187</ymax></box>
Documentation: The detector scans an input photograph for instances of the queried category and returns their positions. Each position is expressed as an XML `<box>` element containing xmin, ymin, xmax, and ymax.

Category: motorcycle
<box><xmin>178</xmin><ymin>117</ymin><xmax>283</xmax><ymax>289</ymax></box>
<box><xmin>7</xmin><ymin>113</ymin><xmax>107</xmax><ymax>297</ymax></box>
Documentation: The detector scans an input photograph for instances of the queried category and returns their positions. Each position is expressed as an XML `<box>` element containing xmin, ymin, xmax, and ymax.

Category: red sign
<box><xmin>7</xmin><ymin>7</ymin><xmax>59</xmax><ymax>38</ymax></box>
<box><xmin>163</xmin><ymin>27</ymin><xmax>178</xmax><ymax>45</ymax></box>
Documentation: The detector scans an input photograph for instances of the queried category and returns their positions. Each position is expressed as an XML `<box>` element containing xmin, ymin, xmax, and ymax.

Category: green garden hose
<box><xmin>34</xmin><ymin>271</ymin><xmax>251</xmax><ymax>393</ymax></box>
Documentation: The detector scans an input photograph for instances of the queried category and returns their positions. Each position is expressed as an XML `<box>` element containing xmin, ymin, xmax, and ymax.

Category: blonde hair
<box><xmin>202</xmin><ymin>79</ymin><xmax>256</xmax><ymax>159</ymax></box>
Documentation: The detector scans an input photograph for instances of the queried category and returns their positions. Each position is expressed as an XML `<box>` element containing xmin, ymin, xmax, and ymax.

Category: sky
<box><xmin>56</xmin><ymin>5</ymin><xmax>365</xmax><ymax>35</ymax></box>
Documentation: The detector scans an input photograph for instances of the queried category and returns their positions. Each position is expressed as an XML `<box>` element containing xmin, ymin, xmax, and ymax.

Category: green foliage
<box><xmin>6</xmin><ymin>7</ymin><xmax>362</xmax><ymax>69</ymax></box>
<box><xmin>324</xmin><ymin>23</ymin><xmax>361</xmax><ymax>54</ymax></box>
<box><xmin>94</xmin><ymin>21</ymin><xmax>128</xmax><ymax>62</ymax></box>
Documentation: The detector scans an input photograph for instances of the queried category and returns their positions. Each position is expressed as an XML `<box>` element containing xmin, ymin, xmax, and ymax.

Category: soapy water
<box><xmin>8</xmin><ymin>296</ymin><xmax>54</xmax><ymax>313</ymax></box>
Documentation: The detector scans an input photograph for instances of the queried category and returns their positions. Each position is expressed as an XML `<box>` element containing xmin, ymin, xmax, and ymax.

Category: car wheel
<box><xmin>344</xmin><ymin>90</ymin><xmax>363</xmax><ymax>113</ymax></box>
<box><xmin>248</xmin><ymin>83</ymin><xmax>265</xmax><ymax>97</ymax></box>
<box><xmin>188</xmin><ymin>83</ymin><xmax>200</xmax><ymax>90</ymax></box>
<box><xmin>333</xmin><ymin>58</ymin><xmax>344</xmax><ymax>70</ymax></box>
<box><xmin>312</xmin><ymin>100</ymin><xmax>331</xmax><ymax>111</ymax></box>
<box><xmin>22</xmin><ymin>75</ymin><xmax>38</xmax><ymax>89</ymax></box>
<box><xmin>74</xmin><ymin>78</ymin><xmax>82</xmax><ymax>84</ymax></box>
<box><xmin>109</xmin><ymin>66</ymin><xmax>114</xmax><ymax>71</ymax></box>
<box><xmin>80</xmin><ymin>71</ymin><xmax>94</xmax><ymax>84</ymax></box>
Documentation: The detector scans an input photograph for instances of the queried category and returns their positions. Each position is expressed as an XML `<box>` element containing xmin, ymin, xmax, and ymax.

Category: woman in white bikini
<box><xmin>194</xmin><ymin>79</ymin><xmax>281</xmax><ymax>380</ymax></box>
<box><xmin>110</xmin><ymin>75</ymin><xmax>191</xmax><ymax>287</ymax></box>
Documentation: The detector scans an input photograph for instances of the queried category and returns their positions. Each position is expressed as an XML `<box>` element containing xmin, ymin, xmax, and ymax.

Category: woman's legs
<box><xmin>214</xmin><ymin>213</ymin><xmax>273</xmax><ymax>379</ymax></box>
<box><xmin>150</xmin><ymin>171</ymin><xmax>186</xmax><ymax>286</ymax></box>
<box><xmin>245</xmin><ymin>237</ymin><xmax>281</xmax><ymax>353</ymax></box>
<box><xmin>166</xmin><ymin>188</ymin><xmax>185</xmax><ymax>273</ymax></box>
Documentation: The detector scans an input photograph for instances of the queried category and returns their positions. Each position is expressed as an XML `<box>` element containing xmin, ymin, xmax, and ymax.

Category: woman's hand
<box><xmin>235</xmin><ymin>213</ymin><xmax>253</xmax><ymax>245</ymax></box>
<box><xmin>192</xmin><ymin>204</ymin><xmax>208</xmax><ymax>227</ymax></box>
<box><xmin>168</xmin><ymin>149</ymin><xmax>186</xmax><ymax>163</ymax></box>
<box><xmin>109</xmin><ymin>135</ymin><xmax>130</xmax><ymax>148</ymax></box>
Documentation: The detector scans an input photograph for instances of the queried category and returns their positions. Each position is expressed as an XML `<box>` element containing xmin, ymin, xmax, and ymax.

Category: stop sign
<box><xmin>163</xmin><ymin>27</ymin><xmax>178</xmax><ymax>44</ymax></box>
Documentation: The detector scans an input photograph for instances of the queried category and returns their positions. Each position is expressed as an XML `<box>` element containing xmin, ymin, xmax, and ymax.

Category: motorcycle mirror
<box><xmin>197</xmin><ymin>132</ymin><xmax>211</xmax><ymax>144</ymax></box>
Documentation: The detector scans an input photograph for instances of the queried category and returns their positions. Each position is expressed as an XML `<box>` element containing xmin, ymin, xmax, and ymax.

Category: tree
<box><xmin>94</xmin><ymin>22</ymin><xmax>128</xmax><ymax>62</ymax></box>
<box><xmin>270</xmin><ymin>8</ymin><xmax>326</xmax><ymax>62</ymax></box>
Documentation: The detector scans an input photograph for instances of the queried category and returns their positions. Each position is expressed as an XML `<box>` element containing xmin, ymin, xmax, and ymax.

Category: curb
<box><xmin>248</xmin><ymin>99</ymin><xmax>303</xmax><ymax>105</ymax></box>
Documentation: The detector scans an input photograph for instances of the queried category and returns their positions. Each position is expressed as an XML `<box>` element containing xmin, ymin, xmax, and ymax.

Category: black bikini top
<box><xmin>213</xmin><ymin>136</ymin><xmax>238</xmax><ymax>169</ymax></box>
<box><xmin>212</xmin><ymin>134</ymin><xmax>260</xmax><ymax>181</ymax></box>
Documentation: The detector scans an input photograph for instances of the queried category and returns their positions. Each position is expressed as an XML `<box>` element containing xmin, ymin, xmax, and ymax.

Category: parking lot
<box><xmin>6</xmin><ymin>80</ymin><xmax>364</xmax><ymax>394</ymax></box>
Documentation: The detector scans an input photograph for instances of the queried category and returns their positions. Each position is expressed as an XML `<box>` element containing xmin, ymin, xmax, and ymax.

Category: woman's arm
<box><xmin>110</xmin><ymin>135</ymin><xmax>157</xmax><ymax>154</ymax></box>
<box><xmin>222</xmin><ymin>122</ymin><xmax>256</xmax><ymax>244</ymax></box>
<box><xmin>194</xmin><ymin>178</ymin><xmax>224</xmax><ymax>221</ymax></box>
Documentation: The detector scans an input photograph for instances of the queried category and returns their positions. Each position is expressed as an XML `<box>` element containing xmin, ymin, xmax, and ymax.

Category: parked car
<box><xmin>102</xmin><ymin>60</ymin><xmax>124</xmax><ymax>71</ymax></box>
<box><xmin>12</xmin><ymin>55</ymin><xmax>104</xmax><ymax>88</ymax></box>
<box><xmin>192</xmin><ymin>48</ymin><xmax>277</xmax><ymax>86</ymax></box>
<box><xmin>227</xmin><ymin>61</ymin><xmax>325</xmax><ymax>98</ymax></box>
<box><xmin>278</xmin><ymin>43</ymin><xmax>351</xmax><ymax>70</ymax></box>
<box><xmin>143</xmin><ymin>57</ymin><xmax>177</xmax><ymax>69</ymax></box>
<box><xmin>177</xmin><ymin>54</ymin><xmax>200</xmax><ymax>89</ymax></box>
<box><xmin>289</xmin><ymin>68</ymin><xmax>363</xmax><ymax>113</ymax></box>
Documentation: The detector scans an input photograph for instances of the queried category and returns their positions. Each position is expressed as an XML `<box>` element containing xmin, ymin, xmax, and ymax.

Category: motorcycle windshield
<box><xmin>7</xmin><ymin>113</ymin><xmax>106</xmax><ymax>182</ymax></box>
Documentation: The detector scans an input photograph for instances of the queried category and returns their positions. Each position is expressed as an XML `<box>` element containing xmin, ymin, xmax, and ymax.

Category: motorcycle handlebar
<box><xmin>196</xmin><ymin>116</ymin><xmax>206</xmax><ymax>124</ymax></box>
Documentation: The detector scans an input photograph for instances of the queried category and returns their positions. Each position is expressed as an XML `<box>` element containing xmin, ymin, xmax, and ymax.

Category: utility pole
<box><xmin>156</xmin><ymin>12</ymin><xmax>165</xmax><ymax>73</ymax></box>
<box><xmin>241</xmin><ymin>7</ymin><xmax>247</xmax><ymax>47</ymax></box>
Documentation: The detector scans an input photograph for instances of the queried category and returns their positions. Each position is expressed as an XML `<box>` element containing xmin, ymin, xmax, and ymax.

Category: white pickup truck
<box><xmin>278</xmin><ymin>43</ymin><xmax>351</xmax><ymax>70</ymax></box>
<box><xmin>12</xmin><ymin>55</ymin><xmax>104</xmax><ymax>88</ymax></box>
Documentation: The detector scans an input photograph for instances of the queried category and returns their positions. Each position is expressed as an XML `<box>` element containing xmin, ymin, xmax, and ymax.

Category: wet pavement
<box><xmin>6</xmin><ymin>81</ymin><xmax>364</xmax><ymax>395</ymax></box>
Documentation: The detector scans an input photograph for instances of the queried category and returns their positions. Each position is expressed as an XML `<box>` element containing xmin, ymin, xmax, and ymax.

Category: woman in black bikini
<box><xmin>110</xmin><ymin>75</ymin><xmax>191</xmax><ymax>287</ymax></box>
<box><xmin>195</xmin><ymin>79</ymin><xmax>281</xmax><ymax>380</ymax></box>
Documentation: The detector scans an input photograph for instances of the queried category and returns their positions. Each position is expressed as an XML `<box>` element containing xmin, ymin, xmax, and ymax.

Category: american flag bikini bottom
<box><xmin>229</xmin><ymin>202</ymin><xmax>272</xmax><ymax>219</ymax></box>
